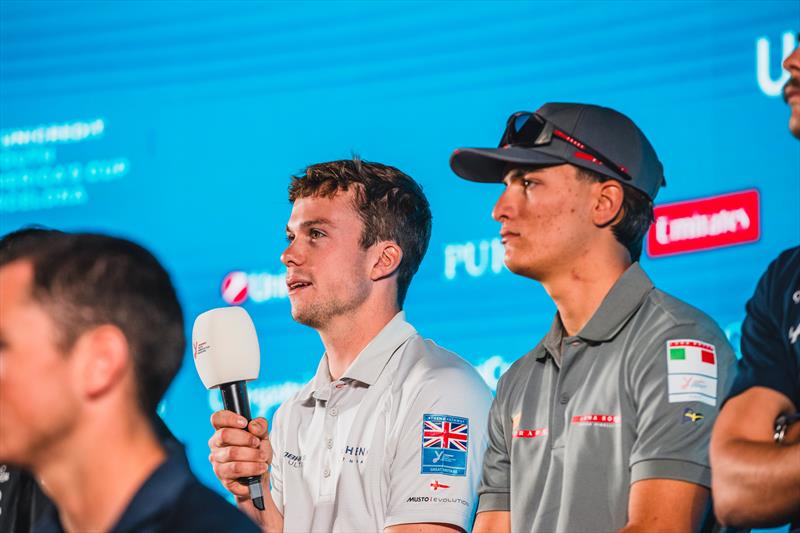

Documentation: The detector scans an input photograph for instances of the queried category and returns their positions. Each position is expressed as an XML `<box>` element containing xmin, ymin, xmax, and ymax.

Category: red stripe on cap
<box><xmin>553</xmin><ymin>129</ymin><xmax>586</xmax><ymax>149</ymax></box>
<box><xmin>574</xmin><ymin>151</ymin><xmax>604</xmax><ymax>166</ymax></box>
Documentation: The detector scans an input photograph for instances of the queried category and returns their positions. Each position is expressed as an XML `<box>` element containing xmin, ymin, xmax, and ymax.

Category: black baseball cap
<box><xmin>450</xmin><ymin>102</ymin><xmax>666</xmax><ymax>200</ymax></box>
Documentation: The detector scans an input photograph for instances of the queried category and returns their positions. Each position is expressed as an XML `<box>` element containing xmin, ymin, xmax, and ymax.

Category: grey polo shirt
<box><xmin>269</xmin><ymin>312</ymin><xmax>493</xmax><ymax>532</ymax></box>
<box><xmin>478</xmin><ymin>264</ymin><xmax>736</xmax><ymax>532</ymax></box>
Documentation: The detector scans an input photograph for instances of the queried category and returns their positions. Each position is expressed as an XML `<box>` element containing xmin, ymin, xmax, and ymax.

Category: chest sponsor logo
<box><xmin>342</xmin><ymin>445</ymin><xmax>368</xmax><ymax>464</ymax></box>
<box><xmin>420</xmin><ymin>414</ymin><xmax>468</xmax><ymax>477</ymax></box>
<box><xmin>666</xmin><ymin>339</ymin><xmax>718</xmax><ymax>406</ymax></box>
<box><xmin>514</xmin><ymin>427</ymin><xmax>548</xmax><ymax>438</ymax></box>
<box><xmin>646</xmin><ymin>189</ymin><xmax>760</xmax><ymax>257</ymax></box>
<box><xmin>571</xmin><ymin>414</ymin><xmax>621</xmax><ymax>426</ymax></box>
<box><xmin>283</xmin><ymin>451</ymin><xmax>303</xmax><ymax>468</ymax></box>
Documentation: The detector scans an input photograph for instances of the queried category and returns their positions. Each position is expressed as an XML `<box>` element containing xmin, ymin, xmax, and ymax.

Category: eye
<box><xmin>285</xmin><ymin>233</ymin><xmax>295</xmax><ymax>243</ymax></box>
<box><xmin>310</xmin><ymin>229</ymin><xmax>326</xmax><ymax>240</ymax></box>
<box><xmin>522</xmin><ymin>179</ymin><xmax>533</xmax><ymax>189</ymax></box>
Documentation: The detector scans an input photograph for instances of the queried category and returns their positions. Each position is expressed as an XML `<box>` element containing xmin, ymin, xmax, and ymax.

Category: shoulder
<box><xmin>162</xmin><ymin>479</ymin><xmax>259</xmax><ymax>532</ymax></box>
<box><xmin>753</xmin><ymin>245</ymin><xmax>800</xmax><ymax>300</ymax></box>
<box><xmin>638</xmin><ymin>288</ymin><xmax>731</xmax><ymax>346</ymax></box>
<box><xmin>395</xmin><ymin>334</ymin><xmax>493</xmax><ymax>406</ymax></box>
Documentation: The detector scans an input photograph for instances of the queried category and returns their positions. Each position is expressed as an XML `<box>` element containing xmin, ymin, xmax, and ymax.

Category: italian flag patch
<box><xmin>666</xmin><ymin>339</ymin><xmax>718</xmax><ymax>406</ymax></box>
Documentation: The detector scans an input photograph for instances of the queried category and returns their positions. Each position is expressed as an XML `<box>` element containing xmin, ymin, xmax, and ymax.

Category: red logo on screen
<box><xmin>221</xmin><ymin>271</ymin><xmax>249</xmax><ymax>305</ymax></box>
<box><xmin>647</xmin><ymin>189</ymin><xmax>760</xmax><ymax>258</ymax></box>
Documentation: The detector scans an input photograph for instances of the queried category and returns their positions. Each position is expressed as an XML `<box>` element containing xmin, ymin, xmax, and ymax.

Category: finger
<box><xmin>215</xmin><ymin>460</ymin><xmax>268</xmax><ymax>480</ymax></box>
<box><xmin>213</xmin><ymin>445</ymin><xmax>266</xmax><ymax>464</ymax></box>
<box><xmin>210</xmin><ymin>428</ymin><xmax>262</xmax><ymax>449</ymax></box>
<box><xmin>211</xmin><ymin>410</ymin><xmax>248</xmax><ymax>430</ymax></box>
<box><xmin>248</xmin><ymin>417</ymin><xmax>269</xmax><ymax>438</ymax></box>
<box><xmin>224</xmin><ymin>480</ymin><xmax>251</xmax><ymax>498</ymax></box>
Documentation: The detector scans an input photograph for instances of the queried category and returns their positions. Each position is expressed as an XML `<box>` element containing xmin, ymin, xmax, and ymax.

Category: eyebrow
<box><xmin>285</xmin><ymin>218</ymin><xmax>336</xmax><ymax>233</ymax></box>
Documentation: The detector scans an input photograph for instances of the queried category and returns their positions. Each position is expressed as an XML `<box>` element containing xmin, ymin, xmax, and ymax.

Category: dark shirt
<box><xmin>32</xmin><ymin>442</ymin><xmax>258</xmax><ymax>533</ymax></box>
<box><xmin>725</xmin><ymin>245</ymin><xmax>800</xmax><ymax>532</ymax></box>
<box><xmin>0</xmin><ymin>466</ymin><xmax>54</xmax><ymax>533</ymax></box>
<box><xmin>727</xmin><ymin>246</ymin><xmax>800</xmax><ymax>408</ymax></box>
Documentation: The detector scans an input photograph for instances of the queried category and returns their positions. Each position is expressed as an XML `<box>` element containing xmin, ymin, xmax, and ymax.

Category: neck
<box><xmin>318</xmin><ymin>298</ymin><xmax>400</xmax><ymax>380</ymax></box>
<box><xmin>34</xmin><ymin>406</ymin><xmax>166</xmax><ymax>533</ymax></box>
<box><xmin>541</xmin><ymin>250</ymin><xmax>631</xmax><ymax>337</ymax></box>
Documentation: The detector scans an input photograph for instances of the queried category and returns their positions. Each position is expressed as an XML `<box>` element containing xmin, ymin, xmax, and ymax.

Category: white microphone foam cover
<box><xmin>192</xmin><ymin>306</ymin><xmax>260</xmax><ymax>389</ymax></box>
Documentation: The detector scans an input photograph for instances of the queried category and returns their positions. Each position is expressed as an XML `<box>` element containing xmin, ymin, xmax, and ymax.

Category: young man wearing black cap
<box><xmin>710</xmin><ymin>43</ymin><xmax>800</xmax><ymax>529</ymax></box>
<box><xmin>450</xmin><ymin>103</ymin><xmax>736</xmax><ymax>532</ymax></box>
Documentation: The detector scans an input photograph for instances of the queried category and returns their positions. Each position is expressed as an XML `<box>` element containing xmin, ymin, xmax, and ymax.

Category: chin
<box><xmin>504</xmin><ymin>259</ymin><xmax>544</xmax><ymax>281</ymax></box>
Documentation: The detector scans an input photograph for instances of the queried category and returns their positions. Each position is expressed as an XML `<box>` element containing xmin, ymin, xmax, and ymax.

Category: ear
<box><xmin>369</xmin><ymin>242</ymin><xmax>403</xmax><ymax>281</ymax></box>
<box><xmin>592</xmin><ymin>179</ymin><xmax>625</xmax><ymax>228</ymax></box>
<box><xmin>71</xmin><ymin>325</ymin><xmax>131</xmax><ymax>401</ymax></box>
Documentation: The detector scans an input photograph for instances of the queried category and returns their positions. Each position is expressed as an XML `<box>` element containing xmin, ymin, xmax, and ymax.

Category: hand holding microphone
<box><xmin>193</xmin><ymin>307</ymin><xmax>269</xmax><ymax>512</ymax></box>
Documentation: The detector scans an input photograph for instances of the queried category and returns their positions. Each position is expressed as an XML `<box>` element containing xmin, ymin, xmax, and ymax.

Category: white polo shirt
<box><xmin>268</xmin><ymin>312</ymin><xmax>492</xmax><ymax>532</ymax></box>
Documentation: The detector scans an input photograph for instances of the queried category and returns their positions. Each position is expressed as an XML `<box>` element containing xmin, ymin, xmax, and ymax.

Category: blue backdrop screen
<box><xmin>1</xmin><ymin>0</ymin><xmax>799</xmax><ymax>500</ymax></box>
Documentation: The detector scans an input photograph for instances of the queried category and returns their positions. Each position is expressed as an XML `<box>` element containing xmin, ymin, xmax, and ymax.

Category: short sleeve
<box><xmin>627</xmin><ymin>322</ymin><xmax>737</xmax><ymax>488</ymax></box>
<box><xmin>383</xmin><ymin>368</ymin><xmax>492</xmax><ymax>530</ymax></box>
<box><xmin>267</xmin><ymin>407</ymin><xmax>285</xmax><ymax>514</ymax></box>
<box><xmin>727</xmin><ymin>256</ymin><xmax>800</xmax><ymax>408</ymax></box>
<box><xmin>476</xmin><ymin>375</ymin><xmax>511</xmax><ymax>513</ymax></box>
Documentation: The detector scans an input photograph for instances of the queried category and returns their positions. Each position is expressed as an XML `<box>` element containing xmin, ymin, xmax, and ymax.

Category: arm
<box><xmin>710</xmin><ymin>386</ymin><xmax>800</xmax><ymax>527</ymax></box>
<box><xmin>209</xmin><ymin>410</ymin><xmax>284</xmax><ymax>533</ymax></box>
<box><xmin>618</xmin><ymin>479</ymin><xmax>707</xmax><ymax>533</ymax></box>
<box><xmin>473</xmin><ymin>511</ymin><xmax>511</xmax><ymax>533</ymax></box>
<box><xmin>382</xmin><ymin>364</ymin><xmax>493</xmax><ymax>532</ymax></box>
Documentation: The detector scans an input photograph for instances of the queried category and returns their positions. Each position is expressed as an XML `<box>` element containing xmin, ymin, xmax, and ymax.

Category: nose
<box><xmin>280</xmin><ymin>239</ymin><xmax>304</xmax><ymax>267</ymax></box>
<box><xmin>784</xmin><ymin>43</ymin><xmax>800</xmax><ymax>73</ymax></box>
<box><xmin>492</xmin><ymin>187</ymin><xmax>514</xmax><ymax>222</ymax></box>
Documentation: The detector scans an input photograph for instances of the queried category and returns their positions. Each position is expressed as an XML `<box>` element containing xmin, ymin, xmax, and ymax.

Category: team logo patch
<box><xmin>666</xmin><ymin>339</ymin><xmax>718</xmax><ymax>406</ymax></box>
<box><xmin>421</xmin><ymin>414</ymin><xmax>468</xmax><ymax>477</ymax></box>
<box><xmin>682</xmin><ymin>408</ymin><xmax>705</xmax><ymax>423</ymax></box>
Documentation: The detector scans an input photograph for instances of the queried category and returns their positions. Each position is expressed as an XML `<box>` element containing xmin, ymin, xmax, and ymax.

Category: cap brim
<box><xmin>450</xmin><ymin>147</ymin><xmax>565</xmax><ymax>183</ymax></box>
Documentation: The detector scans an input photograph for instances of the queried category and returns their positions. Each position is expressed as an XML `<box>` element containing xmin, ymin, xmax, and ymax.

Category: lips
<box><xmin>286</xmin><ymin>275</ymin><xmax>313</xmax><ymax>294</ymax></box>
<box><xmin>784</xmin><ymin>80</ymin><xmax>800</xmax><ymax>104</ymax></box>
<box><xmin>499</xmin><ymin>229</ymin><xmax>520</xmax><ymax>244</ymax></box>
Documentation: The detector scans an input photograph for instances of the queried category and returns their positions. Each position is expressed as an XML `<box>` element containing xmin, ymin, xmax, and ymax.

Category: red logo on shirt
<box><xmin>514</xmin><ymin>428</ymin><xmax>548</xmax><ymax>438</ymax></box>
<box><xmin>571</xmin><ymin>414</ymin><xmax>621</xmax><ymax>425</ymax></box>
<box><xmin>429</xmin><ymin>480</ymin><xmax>450</xmax><ymax>491</ymax></box>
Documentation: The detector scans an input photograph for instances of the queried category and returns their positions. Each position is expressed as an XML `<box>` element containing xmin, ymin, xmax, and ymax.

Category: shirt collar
<box><xmin>535</xmin><ymin>262</ymin><xmax>653</xmax><ymax>360</ymax></box>
<box><xmin>34</xmin><ymin>438</ymin><xmax>192</xmax><ymax>533</ymax></box>
<box><xmin>304</xmin><ymin>311</ymin><xmax>417</xmax><ymax>401</ymax></box>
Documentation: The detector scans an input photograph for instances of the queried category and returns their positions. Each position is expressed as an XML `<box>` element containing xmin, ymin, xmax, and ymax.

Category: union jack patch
<box><xmin>420</xmin><ymin>414</ymin><xmax>468</xmax><ymax>476</ymax></box>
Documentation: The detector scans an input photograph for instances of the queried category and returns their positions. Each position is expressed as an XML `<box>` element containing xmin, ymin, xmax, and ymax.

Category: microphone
<box><xmin>192</xmin><ymin>306</ymin><xmax>265</xmax><ymax>511</ymax></box>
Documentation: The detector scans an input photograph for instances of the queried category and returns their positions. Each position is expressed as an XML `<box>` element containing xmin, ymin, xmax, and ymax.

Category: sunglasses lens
<box><xmin>513</xmin><ymin>113</ymin><xmax>531</xmax><ymax>134</ymax></box>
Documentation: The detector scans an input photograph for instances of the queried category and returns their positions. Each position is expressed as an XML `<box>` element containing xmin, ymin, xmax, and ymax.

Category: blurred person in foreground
<box><xmin>0</xmin><ymin>229</ymin><xmax>258</xmax><ymax>532</ymax></box>
<box><xmin>450</xmin><ymin>102</ymin><xmax>736</xmax><ymax>532</ymax></box>
<box><xmin>710</xmin><ymin>41</ymin><xmax>800</xmax><ymax>530</ymax></box>
<box><xmin>207</xmin><ymin>158</ymin><xmax>493</xmax><ymax>533</ymax></box>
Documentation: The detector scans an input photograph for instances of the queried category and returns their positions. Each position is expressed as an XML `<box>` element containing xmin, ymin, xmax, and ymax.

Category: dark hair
<box><xmin>288</xmin><ymin>157</ymin><xmax>432</xmax><ymax>306</ymax></box>
<box><xmin>575</xmin><ymin>167</ymin><xmax>654</xmax><ymax>262</ymax></box>
<box><xmin>0</xmin><ymin>229</ymin><xmax>185</xmax><ymax>414</ymax></box>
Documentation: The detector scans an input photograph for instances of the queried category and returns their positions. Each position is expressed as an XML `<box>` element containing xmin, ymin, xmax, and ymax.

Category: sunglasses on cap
<box><xmin>499</xmin><ymin>112</ymin><xmax>635</xmax><ymax>183</ymax></box>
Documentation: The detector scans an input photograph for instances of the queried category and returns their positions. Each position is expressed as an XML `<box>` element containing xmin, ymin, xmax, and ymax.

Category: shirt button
<box><xmin>329</xmin><ymin>407</ymin><xmax>339</xmax><ymax>416</ymax></box>
<box><xmin>323</xmin><ymin>468</ymin><xmax>331</xmax><ymax>478</ymax></box>
<box><xmin>570</xmin><ymin>340</ymin><xmax>581</xmax><ymax>347</ymax></box>
<box><xmin>326</xmin><ymin>438</ymin><xmax>333</xmax><ymax>449</ymax></box>
<box><xmin>560</xmin><ymin>393</ymin><xmax>570</xmax><ymax>404</ymax></box>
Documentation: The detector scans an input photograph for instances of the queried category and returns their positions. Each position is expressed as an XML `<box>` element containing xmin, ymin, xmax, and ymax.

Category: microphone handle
<box><xmin>219</xmin><ymin>381</ymin><xmax>265</xmax><ymax>511</ymax></box>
